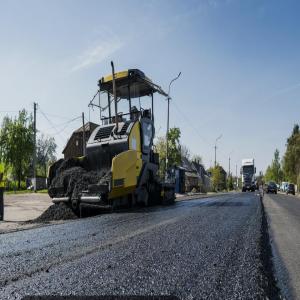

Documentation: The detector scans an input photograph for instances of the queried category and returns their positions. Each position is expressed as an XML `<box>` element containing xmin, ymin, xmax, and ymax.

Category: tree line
<box><xmin>265</xmin><ymin>124</ymin><xmax>300</xmax><ymax>186</ymax></box>
<box><xmin>0</xmin><ymin>109</ymin><xmax>57</xmax><ymax>189</ymax></box>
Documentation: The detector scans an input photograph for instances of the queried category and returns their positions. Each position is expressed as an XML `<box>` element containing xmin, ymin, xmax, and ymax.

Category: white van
<box><xmin>280</xmin><ymin>182</ymin><xmax>289</xmax><ymax>192</ymax></box>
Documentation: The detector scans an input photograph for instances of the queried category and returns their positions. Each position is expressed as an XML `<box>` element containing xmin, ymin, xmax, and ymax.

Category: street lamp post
<box><xmin>214</xmin><ymin>134</ymin><xmax>222</xmax><ymax>167</ymax></box>
<box><xmin>165</xmin><ymin>72</ymin><xmax>181</xmax><ymax>178</ymax></box>
<box><xmin>228</xmin><ymin>150</ymin><xmax>234</xmax><ymax>176</ymax></box>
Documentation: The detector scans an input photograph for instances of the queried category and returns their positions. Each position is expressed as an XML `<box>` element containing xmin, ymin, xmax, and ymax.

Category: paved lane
<box><xmin>0</xmin><ymin>193</ymin><xmax>273</xmax><ymax>299</ymax></box>
<box><xmin>264</xmin><ymin>193</ymin><xmax>300</xmax><ymax>299</ymax></box>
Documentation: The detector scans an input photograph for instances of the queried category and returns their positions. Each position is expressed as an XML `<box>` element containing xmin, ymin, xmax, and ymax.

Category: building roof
<box><xmin>74</xmin><ymin>122</ymin><xmax>99</xmax><ymax>133</ymax></box>
<box><xmin>181</xmin><ymin>157</ymin><xmax>195</xmax><ymax>172</ymax></box>
<box><xmin>62</xmin><ymin>122</ymin><xmax>99</xmax><ymax>154</ymax></box>
<box><xmin>192</xmin><ymin>161</ymin><xmax>208</xmax><ymax>176</ymax></box>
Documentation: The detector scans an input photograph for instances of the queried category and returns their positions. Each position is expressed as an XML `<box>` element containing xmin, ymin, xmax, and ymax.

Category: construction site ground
<box><xmin>0</xmin><ymin>193</ymin><xmax>53</xmax><ymax>234</ymax></box>
<box><xmin>0</xmin><ymin>191</ymin><xmax>231</xmax><ymax>234</ymax></box>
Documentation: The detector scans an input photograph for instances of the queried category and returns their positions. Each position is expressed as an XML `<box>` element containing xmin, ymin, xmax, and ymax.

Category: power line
<box><xmin>38</xmin><ymin>106</ymin><xmax>71</xmax><ymax>142</ymax></box>
<box><xmin>172</xmin><ymin>101</ymin><xmax>231</xmax><ymax>166</ymax></box>
<box><xmin>43</xmin><ymin>116</ymin><xmax>82</xmax><ymax>133</ymax></box>
<box><xmin>0</xmin><ymin>110</ymin><xmax>19</xmax><ymax>113</ymax></box>
<box><xmin>52</xmin><ymin>116</ymin><xmax>81</xmax><ymax>135</ymax></box>
<box><xmin>172</xmin><ymin>101</ymin><xmax>209</xmax><ymax>143</ymax></box>
<box><xmin>37</xmin><ymin>111</ymin><xmax>75</xmax><ymax>120</ymax></box>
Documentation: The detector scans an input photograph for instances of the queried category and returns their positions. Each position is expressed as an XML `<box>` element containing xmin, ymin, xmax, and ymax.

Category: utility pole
<box><xmin>228</xmin><ymin>150</ymin><xmax>233</xmax><ymax>177</ymax></box>
<box><xmin>166</xmin><ymin>95</ymin><xmax>170</xmax><ymax>173</ymax></box>
<box><xmin>214</xmin><ymin>134</ymin><xmax>222</xmax><ymax>167</ymax></box>
<box><xmin>33</xmin><ymin>102</ymin><xmax>37</xmax><ymax>192</ymax></box>
<box><xmin>214</xmin><ymin>145</ymin><xmax>217</xmax><ymax>168</ymax></box>
<box><xmin>236</xmin><ymin>164</ymin><xmax>238</xmax><ymax>189</ymax></box>
<box><xmin>82</xmin><ymin>112</ymin><xmax>86</xmax><ymax>156</ymax></box>
<box><xmin>165</xmin><ymin>72</ymin><xmax>181</xmax><ymax>179</ymax></box>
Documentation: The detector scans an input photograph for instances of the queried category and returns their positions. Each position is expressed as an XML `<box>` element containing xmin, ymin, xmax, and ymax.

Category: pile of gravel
<box><xmin>29</xmin><ymin>202</ymin><xmax>78</xmax><ymax>223</ymax></box>
<box><xmin>38</xmin><ymin>157</ymin><xmax>112</xmax><ymax>222</ymax></box>
<box><xmin>48</xmin><ymin>157</ymin><xmax>110</xmax><ymax>202</ymax></box>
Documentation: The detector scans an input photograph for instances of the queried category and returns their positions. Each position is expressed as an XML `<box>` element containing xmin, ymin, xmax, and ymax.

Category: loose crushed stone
<box><xmin>30</xmin><ymin>158</ymin><xmax>112</xmax><ymax>223</ymax></box>
<box><xmin>48</xmin><ymin>158</ymin><xmax>110</xmax><ymax>202</ymax></box>
<box><xmin>28</xmin><ymin>203</ymin><xmax>78</xmax><ymax>223</ymax></box>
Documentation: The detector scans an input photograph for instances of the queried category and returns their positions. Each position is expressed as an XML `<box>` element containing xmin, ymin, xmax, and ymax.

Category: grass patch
<box><xmin>4</xmin><ymin>189</ymin><xmax>48</xmax><ymax>195</ymax></box>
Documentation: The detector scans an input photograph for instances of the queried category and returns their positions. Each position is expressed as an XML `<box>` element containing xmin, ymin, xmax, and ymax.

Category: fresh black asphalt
<box><xmin>0</xmin><ymin>193</ymin><xmax>279</xmax><ymax>299</ymax></box>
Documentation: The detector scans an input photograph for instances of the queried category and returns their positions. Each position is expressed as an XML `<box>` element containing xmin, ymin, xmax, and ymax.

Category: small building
<box><xmin>192</xmin><ymin>161</ymin><xmax>212</xmax><ymax>192</ymax></box>
<box><xmin>218</xmin><ymin>165</ymin><xmax>227</xmax><ymax>190</ymax></box>
<box><xmin>181</xmin><ymin>157</ymin><xmax>199</xmax><ymax>192</ymax></box>
<box><xmin>174</xmin><ymin>157</ymin><xmax>211</xmax><ymax>193</ymax></box>
<box><xmin>63</xmin><ymin>122</ymin><xmax>99</xmax><ymax>159</ymax></box>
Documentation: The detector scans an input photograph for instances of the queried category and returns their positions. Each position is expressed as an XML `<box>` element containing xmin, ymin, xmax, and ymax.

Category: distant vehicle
<box><xmin>241</xmin><ymin>158</ymin><xmax>256</xmax><ymax>192</ymax></box>
<box><xmin>286</xmin><ymin>183</ymin><xmax>295</xmax><ymax>195</ymax></box>
<box><xmin>266</xmin><ymin>182</ymin><xmax>277</xmax><ymax>194</ymax></box>
<box><xmin>281</xmin><ymin>182</ymin><xmax>289</xmax><ymax>192</ymax></box>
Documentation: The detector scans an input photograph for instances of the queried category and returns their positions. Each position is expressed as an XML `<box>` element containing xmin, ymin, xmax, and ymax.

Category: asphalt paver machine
<box><xmin>48</xmin><ymin>62</ymin><xmax>175</xmax><ymax>216</ymax></box>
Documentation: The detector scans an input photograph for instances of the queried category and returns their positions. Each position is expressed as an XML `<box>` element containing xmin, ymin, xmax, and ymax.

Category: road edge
<box><xmin>260</xmin><ymin>195</ymin><xmax>282</xmax><ymax>299</ymax></box>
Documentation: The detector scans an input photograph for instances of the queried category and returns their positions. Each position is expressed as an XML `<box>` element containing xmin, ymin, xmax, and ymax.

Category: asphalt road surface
<box><xmin>264</xmin><ymin>192</ymin><xmax>300</xmax><ymax>299</ymax></box>
<box><xmin>0</xmin><ymin>193</ymin><xmax>277</xmax><ymax>299</ymax></box>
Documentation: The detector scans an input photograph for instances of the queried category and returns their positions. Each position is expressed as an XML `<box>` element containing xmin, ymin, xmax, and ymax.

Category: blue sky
<box><xmin>0</xmin><ymin>0</ymin><xmax>300</xmax><ymax>173</ymax></box>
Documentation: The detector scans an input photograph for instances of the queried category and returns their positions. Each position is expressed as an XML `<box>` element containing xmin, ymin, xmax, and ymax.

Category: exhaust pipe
<box><xmin>111</xmin><ymin>61</ymin><xmax>118</xmax><ymax>131</ymax></box>
<box><xmin>52</xmin><ymin>197</ymin><xmax>70</xmax><ymax>203</ymax></box>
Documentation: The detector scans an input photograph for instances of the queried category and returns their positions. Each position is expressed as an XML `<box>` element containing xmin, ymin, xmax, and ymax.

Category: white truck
<box><xmin>241</xmin><ymin>158</ymin><xmax>256</xmax><ymax>192</ymax></box>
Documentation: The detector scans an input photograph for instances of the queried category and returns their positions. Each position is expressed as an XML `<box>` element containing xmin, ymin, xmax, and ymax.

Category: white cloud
<box><xmin>71</xmin><ymin>37</ymin><xmax>123</xmax><ymax>72</ymax></box>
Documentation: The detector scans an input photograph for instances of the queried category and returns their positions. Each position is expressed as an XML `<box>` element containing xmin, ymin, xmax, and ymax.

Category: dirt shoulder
<box><xmin>0</xmin><ymin>193</ymin><xmax>53</xmax><ymax>234</ymax></box>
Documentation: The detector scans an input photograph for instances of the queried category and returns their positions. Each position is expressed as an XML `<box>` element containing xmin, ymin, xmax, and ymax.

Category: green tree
<box><xmin>208</xmin><ymin>164</ymin><xmax>226</xmax><ymax>191</ymax></box>
<box><xmin>36</xmin><ymin>134</ymin><xmax>57</xmax><ymax>177</ymax></box>
<box><xmin>283</xmin><ymin>124</ymin><xmax>300</xmax><ymax>185</ymax></box>
<box><xmin>167</xmin><ymin>127</ymin><xmax>181</xmax><ymax>167</ymax></box>
<box><xmin>154</xmin><ymin>127</ymin><xmax>181</xmax><ymax>178</ymax></box>
<box><xmin>227</xmin><ymin>175</ymin><xmax>234</xmax><ymax>190</ymax></box>
<box><xmin>265</xmin><ymin>149</ymin><xmax>284</xmax><ymax>183</ymax></box>
<box><xmin>0</xmin><ymin>110</ymin><xmax>34</xmax><ymax>189</ymax></box>
<box><xmin>211</xmin><ymin>166</ymin><xmax>221</xmax><ymax>191</ymax></box>
<box><xmin>155</xmin><ymin>136</ymin><xmax>167</xmax><ymax>178</ymax></box>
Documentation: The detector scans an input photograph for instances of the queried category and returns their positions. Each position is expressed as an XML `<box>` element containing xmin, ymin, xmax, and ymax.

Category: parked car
<box><xmin>286</xmin><ymin>183</ymin><xmax>295</xmax><ymax>195</ymax></box>
<box><xmin>266</xmin><ymin>181</ymin><xmax>277</xmax><ymax>194</ymax></box>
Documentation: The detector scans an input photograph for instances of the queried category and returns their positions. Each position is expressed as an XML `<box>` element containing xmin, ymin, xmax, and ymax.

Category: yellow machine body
<box><xmin>109</xmin><ymin>121</ymin><xmax>143</xmax><ymax>199</ymax></box>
